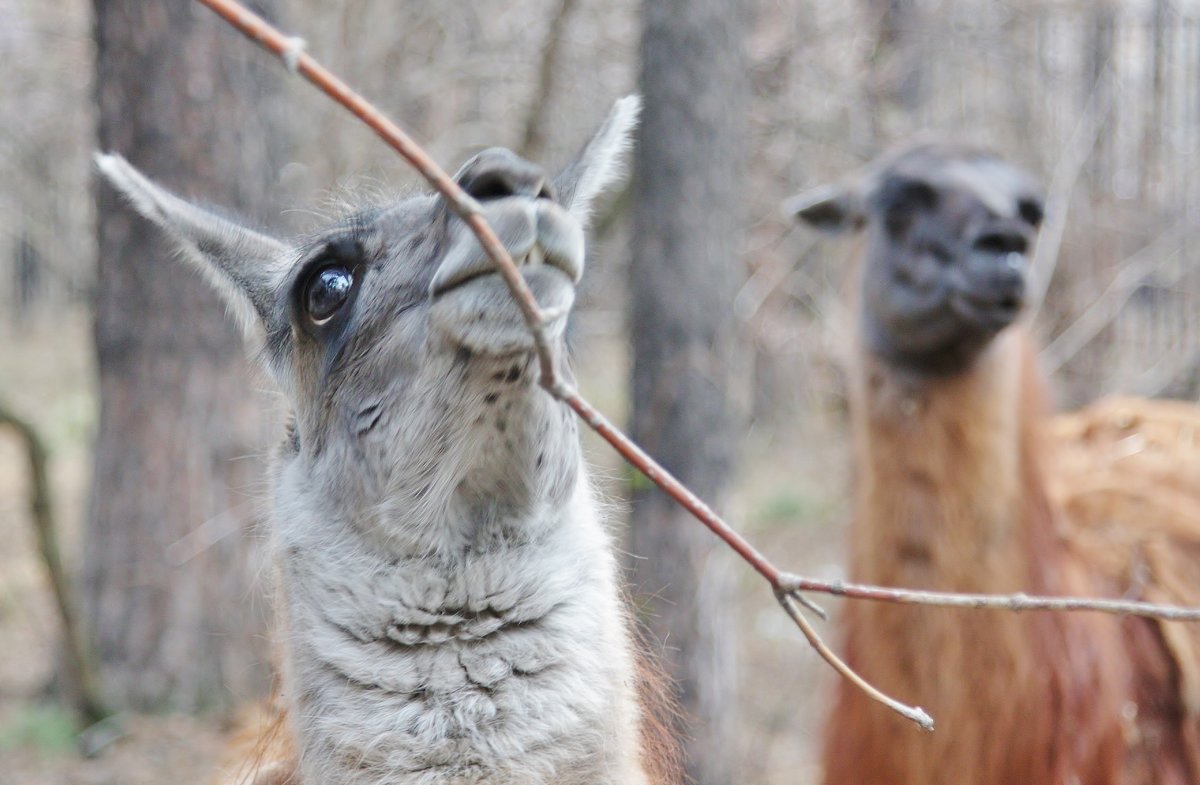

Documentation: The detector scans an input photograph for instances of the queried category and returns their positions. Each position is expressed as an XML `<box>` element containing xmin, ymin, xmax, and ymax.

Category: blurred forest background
<box><xmin>4</xmin><ymin>0</ymin><xmax>1200</xmax><ymax>783</ymax></box>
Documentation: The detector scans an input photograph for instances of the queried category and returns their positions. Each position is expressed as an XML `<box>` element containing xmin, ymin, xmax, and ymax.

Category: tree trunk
<box><xmin>630</xmin><ymin>1</ymin><xmax>750</xmax><ymax>782</ymax></box>
<box><xmin>87</xmin><ymin>0</ymin><xmax>285</xmax><ymax>712</ymax></box>
<box><xmin>864</xmin><ymin>0</ymin><xmax>925</xmax><ymax>146</ymax></box>
<box><xmin>1085</xmin><ymin>1</ymin><xmax>1117</xmax><ymax>193</ymax></box>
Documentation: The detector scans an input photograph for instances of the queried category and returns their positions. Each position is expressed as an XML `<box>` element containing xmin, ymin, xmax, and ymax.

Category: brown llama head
<box><xmin>786</xmin><ymin>142</ymin><xmax>1045</xmax><ymax>375</ymax></box>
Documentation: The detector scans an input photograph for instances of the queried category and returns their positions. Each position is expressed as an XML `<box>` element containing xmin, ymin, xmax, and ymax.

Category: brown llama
<box><xmin>788</xmin><ymin>142</ymin><xmax>1200</xmax><ymax>785</ymax></box>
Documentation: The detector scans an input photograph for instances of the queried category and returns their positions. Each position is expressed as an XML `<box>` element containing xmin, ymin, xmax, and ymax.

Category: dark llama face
<box><xmin>787</xmin><ymin>142</ymin><xmax>1045</xmax><ymax>375</ymax></box>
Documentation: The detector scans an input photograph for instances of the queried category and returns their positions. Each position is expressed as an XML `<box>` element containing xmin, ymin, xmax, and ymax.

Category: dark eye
<box><xmin>305</xmin><ymin>265</ymin><xmax>354</xmax><ymax>324</ymax></box>
<box><xmin>1017</xmin><ymin>198</ymin><xmax>1044</xmax><ymax>227</ymax></box>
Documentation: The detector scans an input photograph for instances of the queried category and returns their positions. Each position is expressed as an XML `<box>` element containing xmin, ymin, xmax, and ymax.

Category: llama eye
<box><xmin>305</xmin><ymin>265</ymin><xmax>354</xmax><ymax>324</ymax></box>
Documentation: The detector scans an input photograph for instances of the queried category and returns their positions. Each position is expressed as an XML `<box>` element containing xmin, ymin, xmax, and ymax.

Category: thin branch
<box><xmin>195</xmin><ymin>0</ymin><xmax>1200</xmax><ymax>733</ymax></box>
<box><xmin>778</xmin><ymin>591</ymin><xmax>933</xmax><ymax>731</ymax></box>
<box><xmin>553</xmin><ymin>388</ymin><xmax>784</xmax><ymax>585</ymax></box>
<box><xmin>777</xmin><ymin>574</ymin><xmax>1200</xmax><ymax>622</ymax></box>
<box><xmin>195</xmin><ymin>0</ymin><xmax>786</xmax><ymax>592</ymax></box>
<box><xmin>195</xmin><ymin>0</ymin><xmax>559</xmax><ymax>389</ymax></box>
<box><xmin>0</xmin><ymin>402</ymin><xmax>107</xmax><ymax>724</ymax></box>
<box><xmin>733</xmin><ymin>234</ymin><xmax>817</xmax><ymax>323</ymax></box>
<box><xmin>1041</xmin><ymin>219</ymin><xmax>1195</xmax><ymax>374</ymax></box>
<box><xmin>1133</xmin><ymin>345</ymin><xmax>1200</xmax><ymax>399</ymax></box>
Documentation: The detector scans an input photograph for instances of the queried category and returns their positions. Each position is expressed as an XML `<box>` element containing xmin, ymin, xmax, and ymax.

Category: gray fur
<box><xmin>93</xmin><ymin>153</ymin><xmax>290</xmax><ymax>339</ymax></box>
<box><xmin>552</xmin><ymin>95</ymin><xmax>640</xmax><ymax>225</ymax></box>
<box><xmin>97</xmin><ymin>97</ymin><xmax>648</xmax><ymax>785</ymax></box>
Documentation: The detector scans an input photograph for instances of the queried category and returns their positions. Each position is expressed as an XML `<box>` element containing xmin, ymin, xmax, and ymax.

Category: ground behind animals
<box><xmin>0</xmin><ymin>310</ymin><xmax>849</xmax><ymax>785</ymax></box>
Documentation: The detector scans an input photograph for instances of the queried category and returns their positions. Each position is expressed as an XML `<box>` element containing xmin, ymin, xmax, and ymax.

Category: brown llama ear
<box><xmin>783</xmin><ymin>182</ymin><xmax>868</xmax><ymax>235</ymax></box>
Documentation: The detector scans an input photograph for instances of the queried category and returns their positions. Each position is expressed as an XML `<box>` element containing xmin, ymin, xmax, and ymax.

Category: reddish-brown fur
<box><xmin>634</xmin><ymin>648</ymin><xmax>688</xmax><ymax>785</ymax></box>
<box><xmin>825</xmin><ymin>319</ymin><xmax>1200</xmax><ymax>785</ymax></box>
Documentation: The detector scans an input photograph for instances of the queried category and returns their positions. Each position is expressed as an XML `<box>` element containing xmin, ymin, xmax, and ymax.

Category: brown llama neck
<box><xmin>828</xmin><ymin>323</ymin><xmax>1129</xmax><ymax>785</ymax></box>
<box><xmin>848</xmin><ymin>323</ymin><xmax>1059</xmax><ymax>594</ymax></box>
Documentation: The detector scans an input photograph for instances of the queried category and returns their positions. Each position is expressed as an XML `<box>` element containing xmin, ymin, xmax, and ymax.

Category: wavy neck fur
<box><xmin>827</xmin><ymin>323</ymin><xmax>1125</xmax><ymax>785</ymax></box>
<box><xmin>269</xmin><ymin>356</ymin><xmax>649</xmax><ymax>785</ymax></box>
<box><xmin>848</xmin><ymin>325</ymin><xmax>1060</xmax><ymax>595</ymax></box>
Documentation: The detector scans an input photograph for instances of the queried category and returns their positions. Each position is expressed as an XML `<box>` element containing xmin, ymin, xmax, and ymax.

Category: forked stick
<box><xmin>194</xmin><ymin>0</ymin><xmax>1200</xmax><ymax>733</ymax></box>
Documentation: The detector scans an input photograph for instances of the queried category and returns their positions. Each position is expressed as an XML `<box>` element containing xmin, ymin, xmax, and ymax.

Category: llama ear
<box><xmin>554</xmin><ymin>94</ymin><xmax>641</xmax><ymax>226</ymax></box>
<box><xmin>94</xmin><ymin>152</ymin><xmax>289</xmax><ymax>337</ymax></box>
<box><xmin>783</xmin><ymin>183</ymin><xmax>868</xmax><ymax>235</ymax></box>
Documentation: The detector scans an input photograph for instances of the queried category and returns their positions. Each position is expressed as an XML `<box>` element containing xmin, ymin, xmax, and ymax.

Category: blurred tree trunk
<box><xmin>864</xmin><ymin>0</ymin><xmax>925</xmax><ymax>145</ymax></box>
<box><xmin>629</xmin><ymin>0</ymin><xmax>750</xmax><ymax>782</ymax></box>
<box><xmin>1145</xmin><ymin>0</ymin><xmax>1170</xmax><ymax>202</ymax></box>
<box><xmin>88</xmin><ymin>1</ymin><xmax>286</xmax><ymax>712</ymax></box>
<box><xmin>1085</xmin><ymin>0</ymin><xmax>1117</xmax><ymax>192</ymax></box>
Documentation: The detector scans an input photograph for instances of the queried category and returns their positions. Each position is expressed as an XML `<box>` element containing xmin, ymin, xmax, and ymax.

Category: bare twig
<box><xmin>195</xmin><ymin>0</ymin><xmax>1200</xmax><ymax>732</ymax></box>
<box><xmin>195</xmin><ymin>0</ymin><xmax>788</xmax><ymax>590</ymax></box>
<box><xmin>1133</xmin><ymin>345</ymin><xmax>1200</xmax><ymax>399</ymax></box>
<box><xmin>733</xmin><ymin>233</ymin><xmax>817</xmax><ymax>322</ymax></box>
<box><xmin>0</xmin><ymin>402</ymin><xmax>107</xmax><ymax>724</ymax></box>
<box><xmin>196</xmin><ymin>0</ymin><xmax>558</xmax><ymax>390</ymax></box>
<box><xmin>778</xmin><ymin>591</ymin><xmax>933</xmax><ymax>731</ymax></box>
<box><xmin>777</xmin><ymin>573</ymin><xmax>1200</xmax><ymax>622</ymax></box>
<box><xmin>1041</xmin><ymin>220</ymin><xmax>1195</xmax><ymax>374</ymax></box>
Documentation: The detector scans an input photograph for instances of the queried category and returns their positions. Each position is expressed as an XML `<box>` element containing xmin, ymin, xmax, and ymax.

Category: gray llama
<box><xmin>97</xmin><ymin>96</ymin><xmax>668</xmax><ymax>785</ymax></box>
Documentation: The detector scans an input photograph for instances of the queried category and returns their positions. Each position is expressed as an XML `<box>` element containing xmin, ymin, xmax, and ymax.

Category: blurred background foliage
<box><xmin>10</xmin><ymin>0</ymin><xmax>1200</xmax><ymax>413</ymax></box>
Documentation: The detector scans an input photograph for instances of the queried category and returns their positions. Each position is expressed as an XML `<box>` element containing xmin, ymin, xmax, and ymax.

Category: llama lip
<box><xmin>430</xmin><ymin>202</ymin><xmax>584</xmax><ymax>298</ymax></box>
<box><xmin>949</xmin><ymin>288</ymin><xmax>1024</xmax><ymax>328</ymax></box>
<box><xmin>430</xmin><ymin>243</ymin><xmax>579</xmax><ymax>298</ymax></box>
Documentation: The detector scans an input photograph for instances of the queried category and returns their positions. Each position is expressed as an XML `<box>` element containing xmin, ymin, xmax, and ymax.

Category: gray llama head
<box><xmin>97</xmin><ymin>96</ymin><xmax>640</xmax><ymax>556</ymax></box>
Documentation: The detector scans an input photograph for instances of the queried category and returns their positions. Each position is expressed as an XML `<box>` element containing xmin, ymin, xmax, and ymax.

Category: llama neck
<box><xmin>848</xmin><ymin>326</ymin><xmax>1052</xmax><ymax>592</ymax></box>
<box><xmin>829</xmin><ymin>326</ymin><xmax>1127</xmax><ymax>785</ymax></box>
<box><xmin>273</xmin><ymin>479</ymin><xmax>646</xmax><ymax>785</ymax></box>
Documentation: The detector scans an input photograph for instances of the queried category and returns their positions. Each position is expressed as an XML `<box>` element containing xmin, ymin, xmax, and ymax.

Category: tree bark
<box><xmin>88</xmin><ymin>0</ymin><xmax>285</xmax><ymax>712</ymax></box>
<box><xmin>1085</xmin><ymin>0</ymin><xmax>1117</xmax><ymax>192</ymax></box>
<box><xmin>630</xmin><ymin>1</ymin><xmax>751</xmax><ymax>782</ymax></box>
<box><xmin>864</xmin><ymin>0</ymin><xmax>925</xmax><ymax>146</ymax></box>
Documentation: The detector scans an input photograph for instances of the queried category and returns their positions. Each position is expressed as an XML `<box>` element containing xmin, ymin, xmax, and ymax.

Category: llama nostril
<box><xmin>459</xmin><ymin>148</ymin><xmax>552</xmax><ymax>202</ymax></box>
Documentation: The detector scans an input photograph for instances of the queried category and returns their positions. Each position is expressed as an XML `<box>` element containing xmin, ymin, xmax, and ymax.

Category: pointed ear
<box><xmin>553</xmin><ymin>94</ymin><xmax>640</xmax><ymax>226</ymax></box>
<box><xmin>782</xmin><ymin>183</ymin><xmax>868</xmax><ymax>235</ymax></box>
<box><xmin>94</xmin><ymin>153</ymin><xmax>289</xmax><ymax>336</ymax></box>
